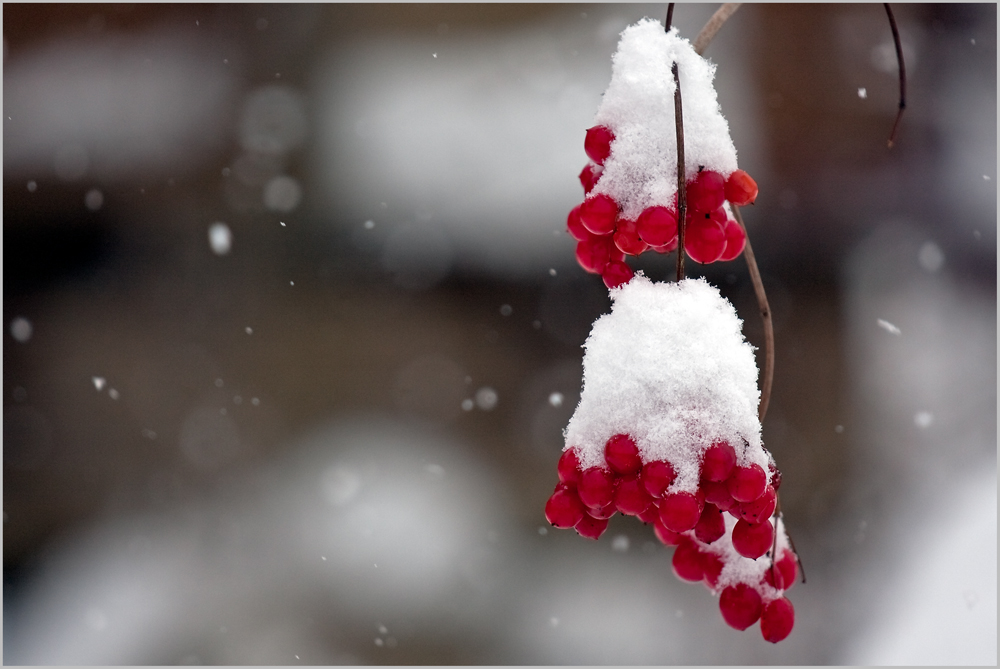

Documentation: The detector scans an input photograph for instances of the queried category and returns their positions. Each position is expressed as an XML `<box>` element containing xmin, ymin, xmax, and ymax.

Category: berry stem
<box><xmin>665</xmin><ymin>3</ymin><xmax>675</xmax><ymax>31</ymax></box>
<box><xmin>884</xmin><ymin>3</ymin><xmax>906</xmax><ymax>149</ymax></box>
<box><xmin>672</xmin><ymin>61</ymin><xmax>686</xmax><ymax>282</ymax></box>
<box><xmin>730</xmin><ymin>204</ymin><xmax>773</xmax><ymax>422</ymax></box>
<box><xmin>692</xmin><ymin>3</ymin><xmax>742</xmax><ymax>55</ymax></box>
<box><xmin>775</xmin><ymin>497</ymin><xmax>807</xmax><ymax>585</ymax></box>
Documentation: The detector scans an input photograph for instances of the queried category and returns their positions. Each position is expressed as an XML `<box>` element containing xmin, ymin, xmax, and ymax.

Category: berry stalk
<box><xmin>672</xmin><ymin>61</ymin><xmax>686</xmax><ymax>282</ymax></box>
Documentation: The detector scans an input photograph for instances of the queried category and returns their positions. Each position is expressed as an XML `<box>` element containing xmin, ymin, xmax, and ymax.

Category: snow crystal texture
<box><xmin>564</xmin><ymin>275</ymin><xmax>765</xmax><ymax>492</ymax></box>
<box><xmin>591</xmin><ymin>19</ymin><xmax>739</xmax><ymax>220</ymax></box>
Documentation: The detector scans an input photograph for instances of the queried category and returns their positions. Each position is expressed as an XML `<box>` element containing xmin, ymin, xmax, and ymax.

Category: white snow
<box><xmin>590</xmin><ymin>19</ymin><xmax>739</xmax><ymax>220</ymax></box>
<box><xmin>563</xmin><ymin>275</ymin><xmax>766</xmax><ymax>491</ymax></box>
<box><xmin>208</xmin><ymin>222</ymin><xmax>232</xmax><ymax>255</ymax></box>
<box><xmin>876</xmin><ymin>318</ymin><xmax>901</xmax><ymax>335</ymax></box>
<box><xmin>10</xmin><ymin>316</ymin><xmax>33</xmax><ymax>343</ymax></box>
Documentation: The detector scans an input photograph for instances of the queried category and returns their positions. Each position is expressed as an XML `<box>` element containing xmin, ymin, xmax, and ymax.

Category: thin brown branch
<box><xmin>665</xmin><ymin>3</ymin><xmax>675</xmax><ymax>31</ymax></box>
<box><xmin>672</xmin><ymin>62</ymin><xmax>686</xmax><ymax>282</ymax></box>
<box><xmin>693</xmin><ymin>3</ymin><xmax>742</xmax><ymax>55</ymax></box>
<box><xmin>884</xmin><ymin>3</ymin><xmax>906</xmax><ymax>148</ymax></box>
<box><xmin>730</xmin><ymin>204</ymin><xmax>773</xmax><ymax>422</ymax></box>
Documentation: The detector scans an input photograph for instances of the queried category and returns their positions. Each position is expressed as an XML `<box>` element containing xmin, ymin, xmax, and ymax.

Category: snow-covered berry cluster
<box><xmin>545</xmin><ymin>276</ymin><xmax>797</xmax><ymax>642</ymax></box>
<box><xmin>568</xmin><ymin>19</ymin><xmax>759</xmax><ymax>289</ymax></box>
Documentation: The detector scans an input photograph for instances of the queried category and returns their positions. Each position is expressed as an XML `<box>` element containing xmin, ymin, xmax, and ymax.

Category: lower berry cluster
<box><xmin>545</xmin><ymin>434</ymin><xmax>796</xmax><ymax>643</ymax></box>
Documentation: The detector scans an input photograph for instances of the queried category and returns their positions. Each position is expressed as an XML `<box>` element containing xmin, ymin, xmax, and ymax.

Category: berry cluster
<box><xmin>569</xmin><ymin>125</ymin><xmax>758</xmax><ymax>289</ymax></box>
<box><xmin>545</xmin><ymin>434</ymin><xmax>796</xmax><ymax>643</ymax></box>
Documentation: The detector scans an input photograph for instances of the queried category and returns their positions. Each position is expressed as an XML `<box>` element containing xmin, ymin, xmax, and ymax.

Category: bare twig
<box><xmin>693</xmin><ymin>3</ymin><xmax>742</xmax><ymax>55</ymax></box>
<box><xmin>730</xmin><ymin>204</ymin><xmax>773</xmax><ymax>422</ymax></box>
<box><xmin>665</xmin><ymin>3</ymin><xmax>675</xmax><ymax>31</ymax></box>
<box><xmin>672</xmin><ymin>62</ymin><xmax>687</xmax><ymax>282</ymax></box>
<box><xmin>884</xmin><ymin>3</ymin><xmax>906</xmax><ymax>148</ymax></box>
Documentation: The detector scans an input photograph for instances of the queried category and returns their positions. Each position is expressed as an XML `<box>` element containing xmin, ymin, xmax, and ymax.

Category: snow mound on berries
<box><xmin>591</xmin><ymin>19</ymin><xmax>738</xmax><ymax>220</ymax></box>
<box><xmin>564</xmin><ymin>275</ymin><xmax>765</xmax><ymax>490</ymax></box>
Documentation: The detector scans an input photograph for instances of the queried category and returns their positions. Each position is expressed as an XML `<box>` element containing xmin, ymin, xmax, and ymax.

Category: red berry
<box><xmin>687</xmin><ymin>170</ymin><xmax>726</xmax><ymax>213</ymax></box>
<box><xmin>575</xmin><ymin>236</ymin><xmax>613</xmax><ymax>274</ymax></box>
<box><xmin>636</xmin><ymin>206</ymin><xmax>678</xmax><ymax>247</ymax></box>
<box><xmin>651</xmin><ymin>236</ymin><xmax>679</xmax><ymax>254</ymax></box>
<box><xmin>732</xmin><ymin>518</ymin><xmax>774</xmax><ymax>559</ymax></box>
<box><xmin>637</xmin><ymin>504</ymin><xmax>660</xmax><ymax>524</ymax></box>
<box><xmin>579</xmin><ymin>163</ymin><xmax>603</xmax><ymax>194</ymax></box>
<box><xmin>578</xmin><ymin>467</ymin><xmax>615</xmax><ymax>509</ymax></box>
<box><xmin>557</xmin><ymin>448</ymin><xmax>582</xmax><ymax>484</ymax></box>
<box><xmin>701</xmin><ymin>550</ymin><xmax>724</xmax><ymax>589</ymax></box>
<box><xmin>613</xmin><ymin>217</ymin><xmax>648</xmax><ymax>256</ymax></box>
<box><xmin>640</xmin><ymin>460</ymin><xmax>676</xmax><ymax>498</ymax></box>
<box><xmin>604</xmin><ymin>434</ymin><xmax>641</xmax><ymax>475</ymax></box>
<box><xmin>575</xmin><ymin>513</ymin><xmax>610</xmax><ymax>540</ymax></box>
<box><xmin>545</xmin><ymin>486</ymin><xmax>585</xmax><ymax>528</ymax></box>
<box><xmin>589</xmin><ymin>500</ymin><xmax>617</xmax><ymax>520</ymax></box>
<box><xmin>724</xmin><ymin>169</ymin><xmax>758</xmax><ymax>207</ymax></box>
<box><xmin>584</xmin><ymin>125</ymin><xmax>615</xmax><ymax>165</ymax></box>
<box><xmin>614</xmin><ymin>475</ymin><xmax>653</xmax><ymax>516</ymax></box>
<box><xmin>602</xmin><ymin>260</ymin><xmax>634</xmax><ymax>289</ymax></box>
<box><xmin>760</xmin><ymin>597</ymin><xmax>795</xmax><ymax>643</ymax></box>
<box><xmin>694</xmin><ymin>503</ymin><xmax>726</xmax><ymax>544</ymax></box>
<box><xmin>719</xmin><ymin>583</ymin><xmax>763</xmax><ymax>631</ymax></box>
<box><xmin>685</xmin><ymin>211</ymin><xmax>727</xmax><ymax>264</ymax></box>
<box><xmin>701</xmin><ymin>479</ymin><xmax>736</xmax><ymax>511</ymax></box>
<box><xmin>701</xmin><ymin>441</ymin><xmax>737</xmax><ymax>482</ymax></box>
<box><xmin>566</xmin><ymin>205</ymin><xmax>593</xmax><ymax>242</ymax></box>
<box><xmin>718</xmin><ymin>217</ymin><xmax>746</xmax><ymax>261</ymax></box>
<box><xmin>672</xmin><ymin>539</ymin><xmax>704</xmax><ymax>582</ymax></box>
<box><xmin>653</xmin><ymin>518</ymin><xmax>684</xmax><ymax>546</ymax></box>
<box><xmin>727</xmin><ymin>463</ymin><xmax>767</xmax><ymax>503</ymax></box>
<box><xmin>764</xmin><ymin>549</ymin><xmax>798</xmax><ymax>590</ymax></box>
<box><xmin>578</xmin><ymin>194</ymin><xmax>618</xmax><ymax>236</ymax></box>
<box><xmin>737</xmin><ymin>484</ymin><xmax>776</xmax><ymax>524</ymax></box>
<box><xmin>768</xmin><ymin>461</ymin><xmax>782</xmax><ymax>492</ymax></box>
<box><xmin>659</xmin><ymin>491</ymin><xmax>704</xmax><ymax>532</ymax></box>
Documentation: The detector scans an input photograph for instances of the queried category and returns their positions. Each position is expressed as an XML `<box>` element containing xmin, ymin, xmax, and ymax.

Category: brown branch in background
<box><xmin>665</xmin><ymin>3</ymin><xmax>675</xmax><ymax>31</ymax></box>
<box><xmin>672</xmin><ymin>62</ymin><xmax>687</xmax><ymax>282</ymax></box>
<box><xmin>693</xmin><ymin>3</ymin><xmax>742</xmax><ymax>55</ymax></box>
<box><xmin>730</xmin><ymin>204</ymin><xmax>773</xmax><ymax>422</ymax></box>
<box><xmin>884</xmin><ymin>3</ymin><xmax>906</xmax><ymax>148</ymax></box>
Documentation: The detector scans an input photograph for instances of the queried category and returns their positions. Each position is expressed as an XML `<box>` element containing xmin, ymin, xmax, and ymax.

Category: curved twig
<box><xmin>693</xmin><ymin>3</ymin><xmax>742</xmax><ymax>55</ymax></box>
<box><xmin>884</xmin><ymin>3</ymin><xmax>906</xmax><ymax>148</ymax></box>
<box><xmin>672</xmin><ymin>62</ymin><xmax>687</xmax><ymax>282</ymax></box>
<box><xmin>730</xmin><ymin>204</ymin><xmax>773</xmax><ymax>422</ymax></box>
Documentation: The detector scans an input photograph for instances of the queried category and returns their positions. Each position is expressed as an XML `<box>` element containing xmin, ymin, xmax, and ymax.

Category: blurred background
<box><xmin>3</xmin><ymin>3</ymin><xmax>996</xmax><ymax>664</ymax></box>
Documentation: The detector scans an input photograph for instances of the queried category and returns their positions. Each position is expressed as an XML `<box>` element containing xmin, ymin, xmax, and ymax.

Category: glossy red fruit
<box><xmin>575</xmin><ymin>513</ymin><xmax>610</xmax><ymax>540</ymax></box>
<box><xmin>602</xmin><ymin>260</ymin><xmax>634</xmax><ymax>289</ymax></box>
<box><xmin>589</xmin><ymin>500</ymin><xmax>617</xmax><ymax>520</ymax></box>
<box><xmin>614</xmin><ymin>475</ymin><xmax>653</xmax><ymax>516</ymax></box>
<box><xmin>718</xmin><ymin>218</ymin><xmax>746</xmax><ymax>261</ymax></box>
<box><xmin>760</xmin><ymin>597</ymin><xmax>795</xmax><ymax>643</ymax></box>
<box><xmin>687</xmin><ymin>170</ymin><xmax>726</xmax><ymax>213</ymax></box>
<box><xmin>719</xmin><ymin>583</ymin><xmax>763</xmax><ymax>631</ymax></box>
<box><xmin>579</xmin><ymin>163</ymin><xmax>603</xmax><ymax>194</ymax></box>
<box><xmin>637</xmin><ymin>504</ymin><xmax>660</xmax><ymax>524</ymax></box>
<box><xmin>659</xmin><ymin>491</ymin><xmax>704</xmax><ymax>532</ymax></box>
<box><xmin>545</xmin><ymin>486</ymin><xmax>585</xmax><ymax>528</ymax></box>
<box><xmin>604</xmin><ymin>434</ymin><xmax>641</xmax><ymax>475</ymax></box>
<box><xmin>694</xmin><ymin>503</ymin><xmax>726</xmax><ymax>544</ymax></box>
<box><xmin>701</xmin><ymin>550</ymin><xmax>724</xmax><ymax>589</ymax></box>
<box><xmin>724</xmin><ymin>169</ymin><xmax>758</xmax><ymax>206</ymax></box>
<box><xmin>578</xmin><ymin>467</ymin><xmax>615</xmax><ymax>509</ymax></box>
<box><xmin>764</xmin><ymin>549</ymin><xmax>798</xmax><ymax>590</ymax></box>
<box><xmin>579</xmin><ymin>194</ymin><xmax>618</xmax><ymax>236</ymax></box>
<box><xmin>557</xmin><ymin>448</ymin><xmax>582</xmax><ymax>484</ymax></box>
<box><xmin>636</xmin><ymin>206</ymin><xmax>678</xmax><ymax>247</ymax></box>
<box><xmin>653</xmin><ymin>518</ymin><xmax>684</xmax><ymax>546</ymax></box>
<box><xmin>640</xmin><ymin>460</ymin><xmax>677</xmax><ymax>498</ymax></box>
<box><xmin>566</xmin><ymin>205</ymin><xmax>593</xmax><ymax>242</ymax></box>
<box><xmin>732</xmin><ymin>518</ymin><xmax>774</xmax><ymax>559</ymax></box>
<box><xmin>737</xmin><ymin>484</ymin><xmax>776</xmax><ymax>524</ymax></box>
<box><xmin>768</xmin><ymin>461</ymin><xmax>782</xmax><ymax>491</ymax></box>
<box><xmin>651</xmin><ymin>236</ymin><xmax>679</xmax><ymax>254</ymax></box>
<box><xmin>701</xmin><ymin>441</ymin><xmax>737</xmax><ymax>482</ymax></box>
<box><xmin>613</xmin><ymin>217</ymin><xmax>648</xmax><ymax>256</ymax></box>
<box><xmin>584</xmin><ymin>125</ymin><xmax>615</xmax><ymax>165</ymax></box>
<box><xmin>575</xmin><ymin>236</ymin><xmax>614</xmax><ymax>274</ymax></box>
<box><xmin>701</xmin><ymin>479</ymin><xmax>736</xmax><ymax>511</ymax></box>
<box><xmin>672</xmin><ymin>539</ymin><xmax>704</xmax><ymax>582</ymax></box>
<box><xmin>685</xmin><ymin>212</ymin><xmax>727</xmax><ymax>264</ymax></box>
<box><xmin>727</xmin><ymin>463</ymin><xmax>767</xmax><ymax>503</ymax></box>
